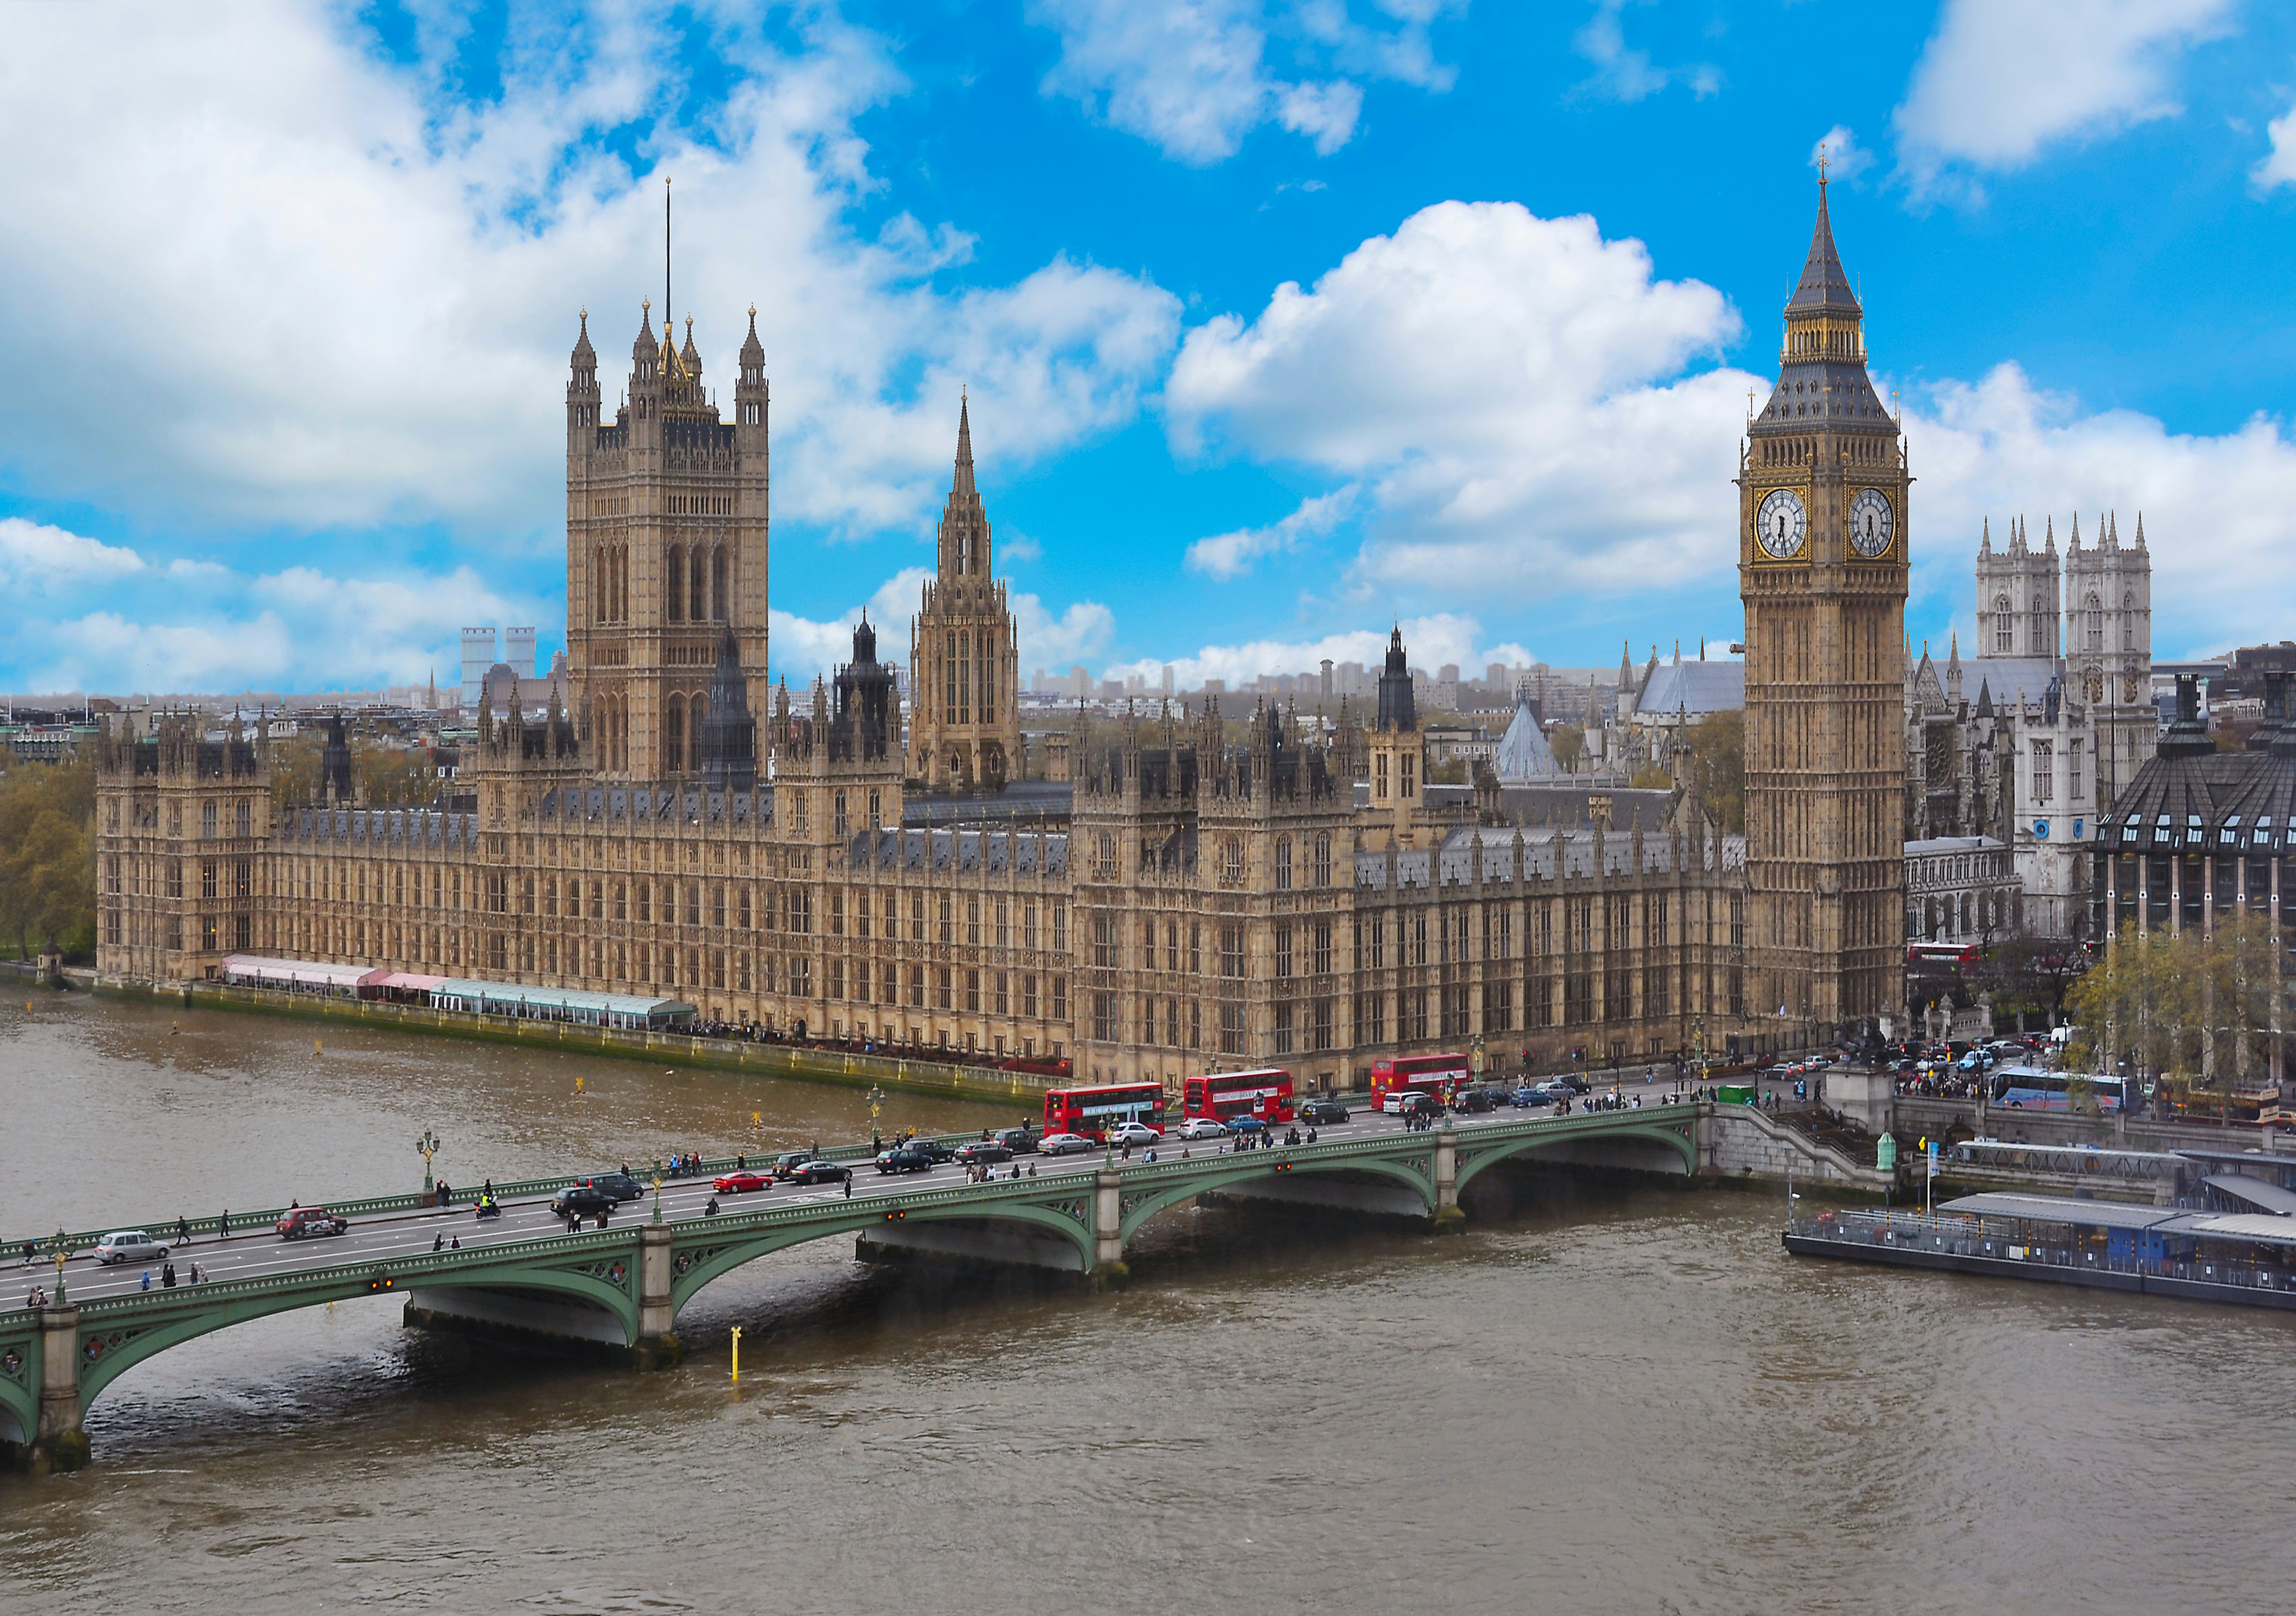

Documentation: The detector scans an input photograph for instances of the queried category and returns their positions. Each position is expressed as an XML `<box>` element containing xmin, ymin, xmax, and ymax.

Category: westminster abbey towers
<box><xmin>564</xmin><ymin>305</ymin><xmax>772</xmax><ymax>780</ymax></box>
<box><xmin>1739</xmin><ymin>177</ymin><xmax>1911</xmax><ymax>1032</ymax></box>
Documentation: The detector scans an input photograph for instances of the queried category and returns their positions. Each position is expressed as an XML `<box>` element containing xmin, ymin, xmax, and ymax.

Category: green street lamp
<box><xmin>50</xmin><ymin>1228</ymin><xmax>67</xmax><ymax>1306</ymax></box>
<box><xmin>415</xmin><ymin>1128</ymin><xmax>442</xmax><ymax>1192</ymax></box>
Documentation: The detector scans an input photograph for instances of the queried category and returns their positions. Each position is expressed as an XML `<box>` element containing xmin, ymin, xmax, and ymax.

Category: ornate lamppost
<box><xmin>415</xmin><ymin>1128</ymin><xmax>442</xmax><ymax>1193</ymax></box>
<box><xmin>867</xmin><ymin>1084</ymin><xmax>885</xmax><ymax>1152</ymax></box>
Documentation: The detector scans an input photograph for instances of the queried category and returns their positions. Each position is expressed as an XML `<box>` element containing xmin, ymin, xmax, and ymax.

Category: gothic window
<box><xmin>2031</xmin><ymin>741</ymin><xmax>2053</xmax><ymax>803</ymax></box>
<box><xmin>1993</xmin><ymin>595</ymin><xmax>2013</xmax><ymax>653</ymax></box>
<box><xmin>958</xmin><ymin>631</ymin><xmax>973</xmax><ymax>724</ymax></box>
<box><xmin>711</xmin><ymin>546</ymin><xmax>727</xmax><ymax>622</ymax></box>
<box><xmin>668</xmin><ymin>548</ymin><xmax>685</xmax><ymax>623</ymax></box>
<box><xmin>236</xmin><ymin>801</ymin><xmax>251</xmax><ymax>837</ymax></box>
<box><xmin>690</xmin><ymin>545</ymin><xmax>705</xmax><ymax>623</ymax></box>
<box><xmin>2121</xmin><ymin>591</ymin><xmax>2135</xmax><ymax>650</ymax></box>
<box><xmin>1274</xmin><ymin>837</ymin><xmax>1293</xmax><ymax>890</ymax></box>
<box><xmin>666</xmin><ymin>699</ymin><xmax>684</xmax><ymax>771</ymax></box>
<box><xmin>202</xmin><ymin>801</ymin><xmax>217</xmax><ymax>839</ymax></box>
<box><xmin>2070</xmin><ymin>739</ymin><xmax>2083</xmax><ymax>798</ymax></box>
<box><xmin>1096</xmin><ymin>831</ymin><xmax>1117</xmax><ymax>879</ymax></box>
<box><xmin>1221</xmin><ymin>836</ymin><xmax>1243</xmax><ymax>886</ymax></box>
<box><xmin>2085</xmin><ymin>593</ymin><xmax>2103</xmax><ymax>651</ymax></box>
<box><xmin>691</xmin><ymin>694</ymin><xmax>707</xmax><ymax>764</ymax></box>
<box><xmin>1274</xmin><ymin>926</ymin><xmax>1293</xmax><ymax>979</ymax></box>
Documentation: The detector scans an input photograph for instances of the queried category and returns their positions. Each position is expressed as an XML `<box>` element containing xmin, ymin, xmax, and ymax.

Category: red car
<box><xmin>277</xmin><ymin>1206</ymin><xmax>348</xmax><ymax>1240</ymax></box>
<box><xmin>712</xmin><ymin>1171</ymin><xmax>770</xmax><ymax>1194</ymax></box>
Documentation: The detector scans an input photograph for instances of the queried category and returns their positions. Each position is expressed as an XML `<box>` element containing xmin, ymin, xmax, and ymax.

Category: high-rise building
<box><xmin>505</xmin><ymin>627</ymin><xmax>538</xmax><ymax>679</ymax></box>
<box><xmin>1739</xmin><ymin>176</ymin><xmax>1909</xmax><ymax>1035</ymax></box>
<box><xmin>460</xmin><ymin>627</ymin><xmax>497</xmax><ymax>712</ymax></box>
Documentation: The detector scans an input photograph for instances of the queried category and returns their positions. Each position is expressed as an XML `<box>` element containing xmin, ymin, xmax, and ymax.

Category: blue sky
<box><xmin>5</xmin><ymin>0</ymin><xmax>2296</xmax><ymax>697</ymax></box>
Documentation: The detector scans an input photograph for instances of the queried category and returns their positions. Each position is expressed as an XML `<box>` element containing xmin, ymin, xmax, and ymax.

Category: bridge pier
<box><xmin>34</xmin><ymin>1304</ymin><xmax>89</xmax><ymax>1472</ymax></box>
<box><xmin>634</xmin><ymin>1224</ymin><xmax>682</xmax><ymax>1368</ymax></box>
<box><xmin>1091</xmin><ymin>1169</ymin><xmax>1128</xmax><ymax>1288</ymax></box>
<box><xmin>1432</xmin><ymin>1131</ymin><xmax>1465</xmax><ymax>1232</ymax></box>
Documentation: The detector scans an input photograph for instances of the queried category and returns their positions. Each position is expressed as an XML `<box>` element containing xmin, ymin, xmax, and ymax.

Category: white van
<box><xmin>93</xmin><ymin>1230</ymin><xmax>169</xmax><ymax>1265</ymax></box>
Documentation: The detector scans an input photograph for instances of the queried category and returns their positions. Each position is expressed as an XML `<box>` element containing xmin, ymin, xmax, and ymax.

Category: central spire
<box><xmin>1787</xmin><ymin>173</ymin><xmax>1860</xmax><ymax>318</ymax></box>
<box><xmin>953</xmin><ymin>390</ymin><xmax>975</xmax><ymax>498</ymax></box>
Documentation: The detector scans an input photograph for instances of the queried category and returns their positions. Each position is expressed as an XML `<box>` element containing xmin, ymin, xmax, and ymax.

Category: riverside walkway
<box><xmin>3</xmin><ymin>1103</ymin><xmax>1703</xmax><ymax>1467</ymax></box>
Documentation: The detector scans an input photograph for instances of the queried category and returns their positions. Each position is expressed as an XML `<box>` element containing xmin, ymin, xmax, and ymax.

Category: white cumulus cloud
<box><xmin>1187</xmin><ymin>485</ymin><xmax>1360</xmax><ymax>579</ymax></box>
<box><xmin>2253</xmin><ymin>94</ymin><xmax>2296</xmax><ymax>190</ymax></box>
<box><xmin>1028</xmin><ymin>0</ymin><xmax>1454</xmax><ymax>165</ymax></box>
<box><xmin>1167</xmin><ymin>200</ymin><xmax>1753</xmax><ymax>598</ymax></box>
<box><xmin>1905</xmin><ymin>363</ymin><xmax>2296</xmax><ymax>658</ymax></box>
<box><xmin>0</xmin><ymin>1</ymin><xmax>1179</xmax><ymax>550</ymax></box>
<box><xmin>1893</xmin><ymin>0</ymin><xmax>2234</xmax><ymax>186</ymax></box>
<box><xmin>0</xmin><ymin>518</ymin><xmax>147</xmax><ymax>592</ymax></box>
<box><xmin>1103</xmin><ymin>611</ymin><xmax>1519</xmax><ymax>692</ymax></box>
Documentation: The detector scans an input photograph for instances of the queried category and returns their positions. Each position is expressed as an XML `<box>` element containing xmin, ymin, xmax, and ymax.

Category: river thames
<box><xmin>3</xmin><ymin>991</ymin><xmax>2291</xmax><ymax>1614</ymax></box>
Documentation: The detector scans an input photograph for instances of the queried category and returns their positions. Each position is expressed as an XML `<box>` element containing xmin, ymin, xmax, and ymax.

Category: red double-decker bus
<box><xmin>1043</xmin><ymin>1081</ymin><xmax>1166</xmax><ymax>1140</ymax></box>
<box><xmin>1181</xmin><ymin>1068</ymin><xmax>1296</xmax><ymax>1125</ymax></box>
<box><xmin>1369</xmin><ymin>1053</ymin><xmax>1469</xmax><ymax>1111</ymax></box>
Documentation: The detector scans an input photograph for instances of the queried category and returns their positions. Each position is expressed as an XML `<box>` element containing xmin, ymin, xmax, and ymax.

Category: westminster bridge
<box><xmin>5</xmin><ymin>1100</ymin><xmax>1871</xmax><ymax>1469</ymax></box>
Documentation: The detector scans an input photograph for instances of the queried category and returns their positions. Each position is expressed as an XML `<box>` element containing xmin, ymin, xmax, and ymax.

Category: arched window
<box><xmin>691</xmin><ymin>693</ymin><xmax>708</xmax><ymax>766</ymax></box>
<box><xmin>1993</xmin><ymin>594</ymin><xmax>2013</xmax><ymax>653</ymax></box>
<box><xmin>595</xmin><ymin>546</ymin><xmax>608</xmax><ymax>624</ymax></box>
<box><xmin>711</xmin><ymin>546</ymin><xmax>728</xmax><ymax>622</ymax></box>
<box><xmin>688</xmin><ymin>546</ymin><xmax>705</xmax><ymax>623</ymax></box>
<box><xmin>1274</xmin><ymin>837</ymin><xmax>1293</xmax><ymax>891</ymax></box>
<box><xmin>1313</xmin><ymin>834</ymin><xmax>1332</xmax><ymax>887</ymax></box>
<box><xmin>667</xmin><ymin>548</ymin><xmax>685</xmax><ymax>623</ymax></box>
<box><xmin>2084</xmin><ymin>592</ymin><xmax>2102</xmax><ymax>651</ymax></box>
<box><xmin>1222</xmin><ymin>836</ymin><xmax>1243</xmax><ymax>886</ymax></box>
<box><xmin>666</xmin><ymin>696</ymin><xmax>685</xmax><ymax>771</ymax></box>
<box><xmin>2121</xmin><ymin>590</ymin><xmax>2135</xmax><ymax>650</ymax></box>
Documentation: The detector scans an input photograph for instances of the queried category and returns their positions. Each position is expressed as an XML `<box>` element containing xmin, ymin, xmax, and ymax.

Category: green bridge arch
<box><xmin>71</xmin><ymin>1249</ymin><xmax>644</xmax><ymax>1417</ymax></box>
<box><xmin>1116</xmin><ymin>1154</ymin><xmax>1438</xmax><ymax>1244</ymax></box>
<box><xmin>667</xmin><ymin>1197</ymin><xmax>1098</xmax><ymax>1312</ymax></box>
<box><xmin>1453</xmin><ymin>1120</ymin><xmax>1698</xmax><ymax>1192</ymax></box>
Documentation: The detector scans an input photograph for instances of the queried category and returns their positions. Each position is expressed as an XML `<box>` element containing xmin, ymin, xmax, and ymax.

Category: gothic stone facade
<box><xmin>102</xmin><ymin>233</ymin><xmax>1917</xmax><ymax>1076</ymax></box>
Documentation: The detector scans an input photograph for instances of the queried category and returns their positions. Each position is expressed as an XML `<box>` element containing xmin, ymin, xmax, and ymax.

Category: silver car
<box><xmin>94</xmin><ymin>1230</ymin><xmax>169</xmax><ymax>1265</ymax></box>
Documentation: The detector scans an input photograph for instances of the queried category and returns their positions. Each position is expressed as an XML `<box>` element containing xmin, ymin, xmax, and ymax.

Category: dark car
<box><xmin>995</xmin><ymin>1127</ymin><xmax>1040</xmax><ymax>1154</ymax></box>
<box><xmin>908</xmin><ymin>1139</ymin><xmax>958</xmax><ymax>1164</ymax></box>
<box><xmin>954</xmin><ymin>1141</ymin><xmax>1013</xmax><ymax>1166</ymax></box>
<box><xmin>876</xmin><ymin>1147</ymin><xmax>934</xmax><ymax>1175</ymax></box>
<box><xmin>1555</xmin><ymin>1073</ymin><xmax>1591</xmax><ymax>1093</ymax></box>
<box><xmin>1300</xmin><ymin>1097</ymin><xmax>1351</xmax><ymax>1125</ymax></box>
<box><xmin>1398</xmin><ymin>1093</ymin><xmax>1442</xmax><ymax>1120</ymax></box>
<box><xmin>1508</xmin><ymin>1084</ymin><xmax>1551</xmax><ymax>1108</ymax></box>
<box><xmin>583</xmin><ymin>1172</ymin><xmax>646</xmax><ymax>1202</ymax></box>
<box><xmin>789</xmin><ymin>1159</ymin><xmax>851</xmax><ymax>1185</ymax></box>
<box><xmin>550</xmin><ymin>1184</ymin><xmax>616</xmax><ymax>1219</ymax></box>
<box><xmin>771</xmin><ymin>1150</ymin><xmax>821</xmax><ymax>1181</ymax></box>
<box><xmin>1454</xmin><ymin>1088</ymin><xmax>1496</xmax><ymax>1114</ymax></box>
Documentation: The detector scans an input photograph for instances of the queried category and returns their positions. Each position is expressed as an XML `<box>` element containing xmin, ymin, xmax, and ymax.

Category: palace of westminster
<box><xmin>95</xmin><ymin>183</ymin><xmax>2118</xmax><ymax>1084</ymax></box>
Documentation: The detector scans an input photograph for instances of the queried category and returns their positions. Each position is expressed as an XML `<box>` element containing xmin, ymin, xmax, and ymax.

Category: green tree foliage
<box><xmin>1628</xmin><ymin>762</ymin><xmax>1674</xmax><ymax>790</ymax></box>
<box><xmin>0</xmin><ymin>760</ymin><xmax>96</xmax><ymax>958</ymax></box>
<box><xmin>269</xmin><ymin>734</ymin><xmax>323</xmax><ymax>807</ymax></box>
<box><xmin>2067</xmin><ymin>917</ymin><xmax>2285</xmax><ymax>1119</ymax></box>
<box><xmin>1683</xmin><ymin>710</ymin><xmax>1743</xmax><ymax>832</ymax></box>
<box><xmin>358</xmin><ymin>745</ymin><xmax>436</xmax><ymax>805</ymax></box>
<box><xmin>1550</xmin><ymin>723</ymin><xmax>1585</xmax><ymax>774</ymax></box>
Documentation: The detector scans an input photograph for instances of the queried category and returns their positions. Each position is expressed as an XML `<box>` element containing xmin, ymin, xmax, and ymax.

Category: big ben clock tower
<box><xmin>1739</xmin><ymin>174</ymin><xmax>1909</xmax><ymax>1043</ymax></box>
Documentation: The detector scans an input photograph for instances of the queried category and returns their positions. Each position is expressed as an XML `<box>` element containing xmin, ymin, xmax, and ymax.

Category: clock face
<box><xmin>1849</xmin><ymin>488</ymin><xmax>1894</xmax><ymax>558</ymax></box>
<box><xmin>1756</xmin><ymin>488</ymin><xmax>1807</xmax><ymax>559</ymax></box>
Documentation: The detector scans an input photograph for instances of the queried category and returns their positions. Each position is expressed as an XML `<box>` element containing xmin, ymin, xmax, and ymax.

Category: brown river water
<box><xmin>2</xmin><ymin>990</ymin><xmax>2292</xmax><ymax>1614</ymax></box>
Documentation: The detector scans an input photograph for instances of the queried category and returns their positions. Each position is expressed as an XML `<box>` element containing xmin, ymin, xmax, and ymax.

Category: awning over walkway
<box><xmin>1936</xmin><ymin>1192</ymin><xmax>2180</xmax><ymax>1232</ymax></box>
<box><xmin>221</xmin><ymin>954</ymin><xmax>383</xmax><ymax>991</ymax></box>
<box><xmin>2200</xmin><ymin>1174</ymin><xmax>2296</xmax><ymax>1217</ymax></box>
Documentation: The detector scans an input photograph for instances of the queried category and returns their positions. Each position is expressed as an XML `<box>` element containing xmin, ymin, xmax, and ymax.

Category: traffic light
<box><xmin>366</xmin><ymin>1274</ymin><xmax>395</xmax><ymax>1292</ymax></box>
<box><xmin>882</xmin><ymin>1209</ymin><xmax>905</xmax><ymax>1222</ymax></box>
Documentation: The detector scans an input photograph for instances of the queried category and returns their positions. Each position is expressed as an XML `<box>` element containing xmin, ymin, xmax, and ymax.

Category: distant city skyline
<box><xmin>6</xmin><ymin>1</ymin><xmax>2296</xmax><ymax>697</ymax></box>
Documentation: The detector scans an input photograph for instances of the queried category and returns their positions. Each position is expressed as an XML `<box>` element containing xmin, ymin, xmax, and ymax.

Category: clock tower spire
<box><xmin>1737</xmin><ymin>175</ymin><xmax>1910</xmax><ymax>1045</ymax></box>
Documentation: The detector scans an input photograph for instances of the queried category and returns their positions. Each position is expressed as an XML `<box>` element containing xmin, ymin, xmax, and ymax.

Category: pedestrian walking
<box><xmin>177</xmin><ymin>1216</ymin><xmax>190</xmax><ymax>1245</ymax></box>
<box><xmin>843</xmin><ymin>1175</ymin><xmax>852</xmax><ymax>1199</ymax></box>
<box><xmin>433</xmin><ymin>1233</ymin><xmax>444</xmax><ymax>1251</ymax></box>
<box><xmin>219</xmin><ymin>1210</ymin><xmax>229</xmax><ymax>1237</ymax></box>
<box><xmin>162</xmin><ymin>1261</ymin><xmax>177</xmax><ymax>1288</ymax></box>
<box><xmin>140</xmin><ymin>1270</ymin><xmax>152</xmax><ymax>1290</ymax></box>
